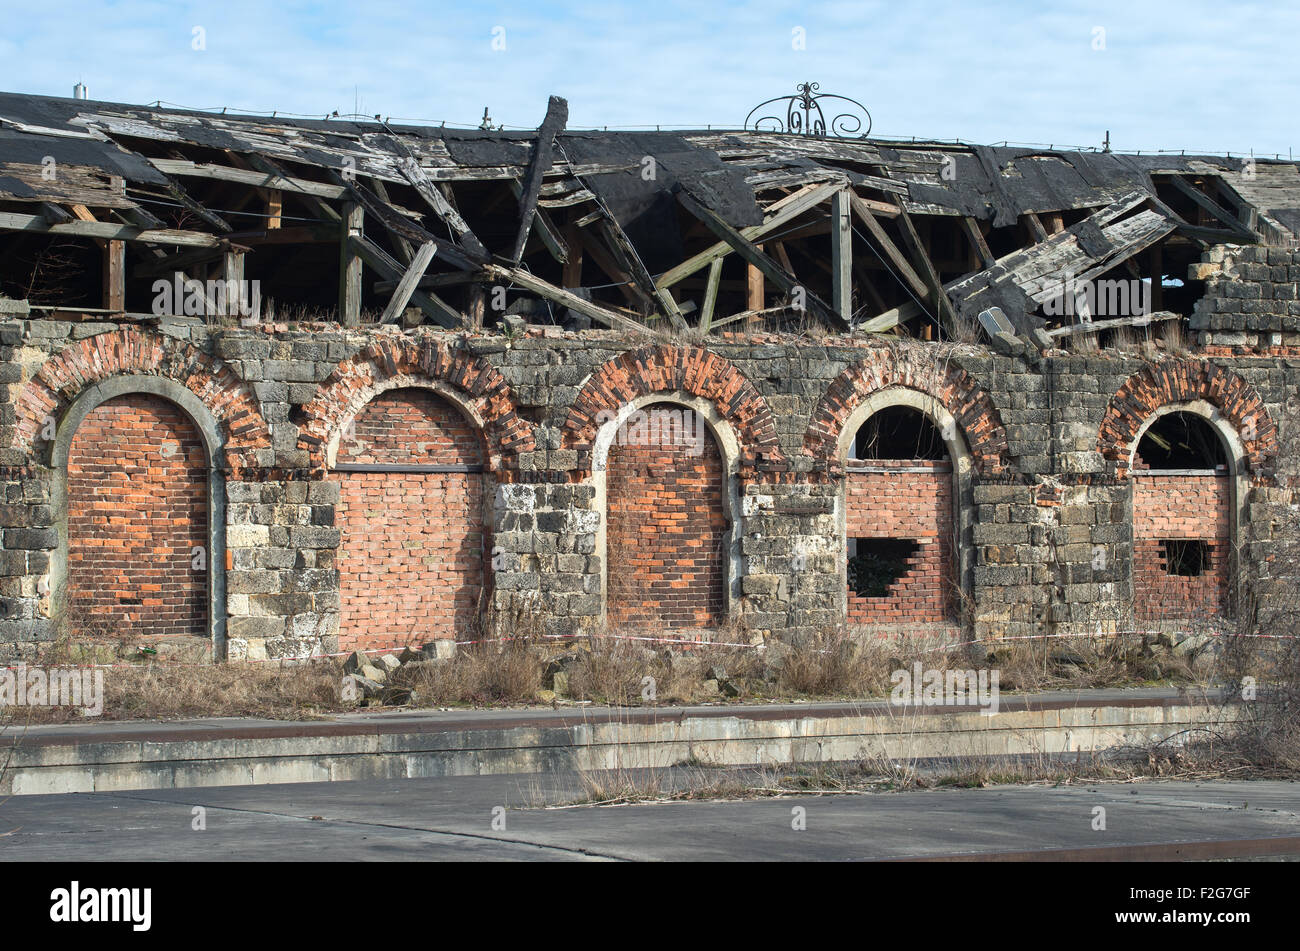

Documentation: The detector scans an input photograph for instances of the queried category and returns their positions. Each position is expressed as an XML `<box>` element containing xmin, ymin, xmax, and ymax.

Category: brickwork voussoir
<box><xmin>562</xmin><ymin>345</ymin><xmax>784</xmax><ymax>480</ymax></box>
<box><xmin>13</xmin><ymin>328</ymin><xmax>270</xmax><ymax>476</ymax></box>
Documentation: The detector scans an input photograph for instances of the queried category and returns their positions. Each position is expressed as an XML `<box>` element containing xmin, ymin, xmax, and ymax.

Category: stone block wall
<box><xmin>0</xmin><ymin>287</ymin><xmax>1297</xmax><ymax>661</ymax></box>
<box><xmin>1192</xmin><ymin>245</ymin><xmax>1300</xmax><ymax>349</ymax></box>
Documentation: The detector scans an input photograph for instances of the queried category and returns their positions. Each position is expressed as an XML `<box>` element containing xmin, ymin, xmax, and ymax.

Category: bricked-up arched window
<box><xmin>605</xmin><ymin>401</ymin><xmax>728</xmax><ymax>632</ymax></box>
<box><xmin>334</xmin><ymin>388</ymin><xmax>489</xmax><ymax>650</ymax></box>
<box><xmin>1131</xmin><ymin>411</ymin><xmax>1232</xmax><ymax>622</ymax></box>
<box><xmin>846</xmin><ymin>405</ymin><xmax>956</xmax><ymax>626</ymax></box>
<box><xmin>66</xmin><ymin>394</ymin><xmax>209</xmax><ymax>640</ymax></box>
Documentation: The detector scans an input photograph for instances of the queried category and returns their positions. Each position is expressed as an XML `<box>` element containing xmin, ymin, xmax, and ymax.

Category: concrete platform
<box><xmin>0</xmin><ymin>687</ymin><xmax>1231</xmax><ymax>796</ymax></box>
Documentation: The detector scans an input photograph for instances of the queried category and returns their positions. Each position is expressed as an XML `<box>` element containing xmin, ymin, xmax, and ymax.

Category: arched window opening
<box><xmin>852</xmin><ymin>406</ymin><xmax>949</xmax><ymax>461</ymax></box>
<box><xmin>605</xmin><ymin>401</ymin><xmax>727</xmax><ymax>632</ymax></box>
<box><xmin>846</xmin><ymin>405</ymin><xmax>955</xmax><ymax>626</ymax></box>
<box><xmin>334</xmin><ymin>388</ymin><xmax>489</xmax><ymax>650</ymax></box>
<box><xmin>1132</xmin><ymin>411</ymin><xmax>1232</xmax><ymax>623</ymax></box>
<box><xmin>1135</xmin><ymin>411</ymin><xmax>1227</xmax><ymax>470</ymax></box>
<box><xmin>66</xmin><ymin>394</ymin><xmax>209</xmax><ymax>643</ymax></box>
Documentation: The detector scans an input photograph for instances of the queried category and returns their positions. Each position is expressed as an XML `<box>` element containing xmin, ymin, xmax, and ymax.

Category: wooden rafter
<box><xmin>894</xmin><ymin>208</ymin><xmax>957</xmax><ymax>335</ymax></box>
<box><xmin>379</xmin><ymin>241</ymin><xmax>439</xmax><ymax>324</ymax></box>
<box><xmin>396</xmin><ymin>156</ymin><xmax>490</xmax><ymax>262</ymax></box>
<box><xmin>511</xmin><ymin>96</ymin><xmax>568</xmax><ymax>264</ymax></box>
<box><xmin>0</xmin><ymin>211</ymin><xmax>223</xmax><ymax>247</ymax></box>
<box><xmin>961</xmin><ymin>216</ymin><xmax>995</xmax><ymax>269</ymax></box>
<box><xmin>1165</xmin><ymin>175</ymin><xmax>1258</xmax><ymax>240</ymax></box>
<box><xmin>482</xmin><ymin>263</ymin><xmax>648</xmax><ymax>333</ymax></box>
<box><xmin>655</xmin><ymin>181</ymin><xmax>840</xmax><ymax>290</ymax></box>
<box><xmin>847</xmin><ymin>192</ymin><xmax>931</xmax><ymax>304</ymax></box>
<box><xmin>347</xmin><ymin>234</ymin><xmax>460</xmax><ymax>328</ymax></box>
<box><xmin>675</xmin><ymin>186</ymin><xmax>840</xmax><ymax>326</ymax></box>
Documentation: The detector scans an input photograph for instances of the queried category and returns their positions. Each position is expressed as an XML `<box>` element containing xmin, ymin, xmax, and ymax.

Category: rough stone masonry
<box><xmin>0</xmin><ymin>244</ymin><xmax>1298</xmax><ymax>662</ymax></box>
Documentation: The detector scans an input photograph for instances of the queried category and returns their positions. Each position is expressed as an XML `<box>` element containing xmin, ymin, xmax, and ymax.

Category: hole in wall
<box><xmin>848</xmin><ymin>537</ymin><xmax>920</xmax><ymax>597</ymax></box>
<box><xmin>1161</xmin><ymin>539</ymin><xmax>1209</xmax><ymax>577</ymax></box>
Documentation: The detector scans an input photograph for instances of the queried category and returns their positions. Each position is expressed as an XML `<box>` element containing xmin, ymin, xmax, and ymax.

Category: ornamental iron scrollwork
<box><xmin>744</xmin><ymin>82</ymin><xmax>873</xmax><ymax>138</ymax></box>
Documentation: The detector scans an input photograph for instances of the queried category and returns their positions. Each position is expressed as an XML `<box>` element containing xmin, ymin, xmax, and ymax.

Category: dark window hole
<box><xmin>848</xmin><ymin>537</ymin><xmax>919</xmax><ymax>597</ymax></box>
<box><xmin>853</xmin><ymin>406</ymin><xmax>949</xmax><ymax>461</ymax></box>
<box><xmin>1161</xmin><ymin>539</ymin><xmax>1209</xmax><ymax>577</ymax></box>
<box><xmin>1137</xmin><ymin>412</ymin><xmax>1227</xmax><ymax>469</ymax></box>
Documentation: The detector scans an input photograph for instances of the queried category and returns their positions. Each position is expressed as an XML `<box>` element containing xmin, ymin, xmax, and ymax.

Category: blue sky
<box><xmin>0</xmin><ymin>0</ymin><xmax>1295</xmax><ymax>155</ymax></box>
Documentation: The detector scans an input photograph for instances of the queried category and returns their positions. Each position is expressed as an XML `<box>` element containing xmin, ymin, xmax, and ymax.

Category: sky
<box><xmin>0</xmin><ymin>0</ymin><xmax>1295</xmax><ymax>156</ymax></box>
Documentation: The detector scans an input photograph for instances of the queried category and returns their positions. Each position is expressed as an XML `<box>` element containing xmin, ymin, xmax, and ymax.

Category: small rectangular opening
<box><xmin>848</xmin><ymin>538</ymin><xmax>920</xmax><ymax>597</ymax></box>
<box><xmin>1161</xmin><ymin>539</ymin><xmax>1209</xmax><ymax>577</ymax></box>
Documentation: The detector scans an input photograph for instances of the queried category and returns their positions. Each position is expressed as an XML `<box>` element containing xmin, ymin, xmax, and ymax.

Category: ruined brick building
<box><xmin>0</xmin><ymin>88</ymin><xmax>1297</xmax><ymax>661</ymax></box>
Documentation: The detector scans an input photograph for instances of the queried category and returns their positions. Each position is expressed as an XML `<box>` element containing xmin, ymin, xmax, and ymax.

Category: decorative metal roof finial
<box><xmin>744</xmin><ymin>82</ymin><xmax>872</xmax><ymax>138</ymax></box>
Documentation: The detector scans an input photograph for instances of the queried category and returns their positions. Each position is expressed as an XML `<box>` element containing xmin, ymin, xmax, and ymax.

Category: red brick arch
<box><xmin>1098</xmin><ymin>360</ymin><xmax>1278</xmax><ymax>475</ymax></box>
<box><xmin>14</xmin><ymin>328</ymin><xmax>269</xmax><ymax>475</ymax></box>
<box><xmin>804</xmin><ymin>350</ymin><xmax>1010</xmax><ymax>476</ymax></box>
<box><xmin>562</xmin><ymin>345</ymin><xmax>785</xmax><ymax>478</ymax></box>
<box><xmin>297</xmin><ymin>335</ymin><xmax>533</xmax><ymax>474</ymax></box>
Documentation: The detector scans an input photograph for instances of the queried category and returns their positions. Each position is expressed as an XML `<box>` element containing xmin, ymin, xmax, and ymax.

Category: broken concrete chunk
<box><xmin>421</xmin><ymin>640</ymin><xmax>457</xmax><ymax>661</ymax></box>
<box><xmin>1029</xmin><ymin>328</ymin><xmax>1055</xmax><ymax>351</ymax></box>
<box><xmin>991</xmin><ymin>330</ymin><xmax>1026</xmax><ymax>356</ymax></box>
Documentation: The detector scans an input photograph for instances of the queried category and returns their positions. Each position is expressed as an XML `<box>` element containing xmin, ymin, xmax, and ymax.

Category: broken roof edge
<box><xmin>1</xmin><ymin>89</ymin><xmax>1295</xmax><ymax>164</ymax></box>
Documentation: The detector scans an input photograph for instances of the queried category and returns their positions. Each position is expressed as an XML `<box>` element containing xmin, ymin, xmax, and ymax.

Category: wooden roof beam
<box><xmin>1165</xmin><ymin>175</ymin><xmax>1258</xmax><ymax>240</ymax></box>
<box><xmin>847</xmin><ymin>192</ymin><xmax>931</xmax><ymax>303</ymax></box>
<box><xmin>511</xmin><ymin>96</ymin><xmax>568</xmax><ymax>264</ymax></box>
<box><xmin>894</xmin><ymin>208</ymin><xmax>958</xmax><ymax>336</ymax></box>
<box><xmin>592</xmin><ymin>215</ymin><xmax>687</xmax><ymax>330</ymax></box>
<box><xmin>0</xmin><ymin>211</ymin><xmax>224</xmax><ymax>247</ymax></box>
<box><xmin>379</xmin><ymin>240</ymin><xmax>439</xmax><ymax>324</ymax></box>
<box><xmin>347</xmin><ymin>233</ymin><xmax>461</xmax><ymax>328</ymax></box>
<box><xmin>655</xmin><ymin>181</ymin><xmax>840</xmax><ymax>289</ymax></box>
<box><xmin>482</xmin><ymin>263</ymin><xmax>650</xmax><ymax>334</ymax></box>
<box><xmin>150</xmin><ymin>157</ymin><xmax>348</xmax><ymax>201</ymax></box>
<box><xmin>674</xmin><ymin>185</ymin><xmax>841</xmax><ymax>326</ymax></box>
<box><xmin>961</xmin><ymin>216</ymin><xmax>995</xmax><ymax>269</ymax></box>
<box><xmin>396</xmin><ymin>156</ymin><xmax>490</xmax><ymax>262</ymax></box>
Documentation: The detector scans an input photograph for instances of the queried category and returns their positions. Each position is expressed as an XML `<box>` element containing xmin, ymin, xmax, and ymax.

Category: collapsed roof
<box><xmin>1</xmin><ymin>89</ymin><xmax>1296</xmax><ymax>343</ymax></box>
